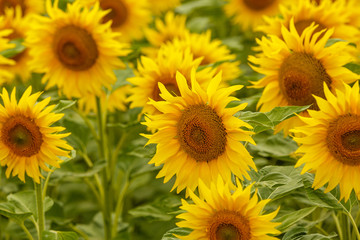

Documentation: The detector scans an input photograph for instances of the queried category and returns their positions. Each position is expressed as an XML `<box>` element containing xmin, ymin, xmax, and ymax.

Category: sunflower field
<box><xmin>1</xmin><ymin>0</ymin><xmax>360</xmax><ymax>239</ymax></box>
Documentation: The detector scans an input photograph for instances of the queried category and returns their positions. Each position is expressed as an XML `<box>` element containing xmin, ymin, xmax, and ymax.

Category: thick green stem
<box><xmin>347</xmin><ymin>211</ymin><xmax>360</xmax><ymax>240</ymax></box>
<box><xmin>20</xmin><ymin>223</ymin><xmax>34</xmax><ymax>240</ymax></box>
<box><xmin>34</xmin><ymin>181</ymin><xmax>44</xmax><ymax>240</ymax></box>
<box><xmin>332</xmin><ymin>212</ymin><xmax>343</xmax><ymax>240</ymax></box>
<box><xmin>112</xmin><ymin>174</ymin><xmax>129</xmax><ymax>237</ymax></box>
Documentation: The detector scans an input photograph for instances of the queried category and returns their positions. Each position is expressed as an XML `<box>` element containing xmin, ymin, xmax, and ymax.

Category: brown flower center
<box><xmin>0</xmin><ymin>0</ymin><xmax>26</xmax><ymax>16</ymax></box>
<box><xmin>243</xmin><ymin>0</ymin><xmax>276</xmax><ymax>11</ymax></box>
<box><xmin>279</xmin><ymin>52</ymin><xmax>331</xmax><ymax>109</ymax></box>
<box><xmin>152</xmin><ymin>76</ymin><xmax>181</xmax><ymax>101</ymax></box>
<box><xmin>294</xmin><ymin>19</ymin><xmax>327</xmax><ymax>37</ymax></box>
<box><xmin>100</xmin><ymin>0</ymin><xmax>128</xmax><ymax>28</ymax></box>
<box><xmin>327</xmin><ymin>114</ymin><xmax>360</xmax><ymax>166</ymax></box>
<box><xmin>7</xmin><ymin>30</ymin><xmax>26</xmax><ymax>62</ymax></box>
<box><xmin>177</xmin><ymin>104</ymin><xmax>227</xmax><ymax>162</ymax></box>
<box><xmin>53</xmin><ymin>25</ymin><xmax>98</xmax><ymax>71</ymax></box>
<box><xmin>2</xmin><ymin>115</ymin><xmax>43</xmax><ymax>157</ymax></box>
<box><xmin>209</xmin><ymin>210</ymin><xmax>251</xmax><ymax>240</ymax></box>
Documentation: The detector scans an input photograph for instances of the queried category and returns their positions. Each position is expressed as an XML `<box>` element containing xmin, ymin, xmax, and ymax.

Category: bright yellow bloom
<box><xmin>293</xmin><ymin>82</ymin><xmax>360</xmax><ymax>202</ymax></box>
<box><xmin>0</xmin><ymin>0</ymin><xmax>44</xmax><ymax>17</ymax></box>
<box><xmin>143</xmin><ymin>70</ymin><xmax>256</xmax><ymax>195</ymax></box>
<box><xmin>0</xmin><ymin>87</ymin><xmax>73</xmax><ymax>183</ymax></box>
<box><xmin>0</xmin><ymin>29</ymin><xmax>15</xmax><ymax>82</ymax></box>
<box><xmin>128</xmin><ymin>44</ymin><xmax>215</xmax><ymax>115</ymax></box>
<box><xmin>177</xmin><ymin>178</ymin><xmax>280</xmax><ymax>240</ymax></box>
<box><xmin>26</xmin><ymin>0</ymin><xmax>130</xmax><ymax>98</ymax></box>
<box><xmin>148</xmin><ymin>0</ymin><xmax>181</xmax><ymax>15</ymax></box>
<box><xmin>249</xmin><ymin>20</ymin><xmax>359</xmax><ymax>135</ymax></box>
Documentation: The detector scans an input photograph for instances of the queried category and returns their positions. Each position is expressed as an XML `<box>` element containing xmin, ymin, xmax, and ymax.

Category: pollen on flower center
<box><xmin>209</xmin><ymin>210</ymin><xmax>251</xmax><ymax>240</ymax></box>
<box><xmin>294</xmin><ymin>19</ymin><xmax>327</xmax><ymax>37</ymax></box>
<box><xmin>2</xmin><ymin>115</ymin><xmax>43</xmax><ymax>157</ymax></box>
<box><xmin>177</xmin><ymin>104</ymin><xmax>227</xmax><ymax>162</ymax></box>
<box><xmin>100</xmin><ymin>0</ymin><xmax>128</xmax><ymax>28</ymax></box>
<box><xmin>243</xmin><ymin>0</ymin><xmax>276</xmax><ymax>11</ymax></box>
<box><xmin>53</xmin><ymin>25</ymin><xmax>99</xmax><ymax>71</ymax></box>
<box><xmin>279</xmin><ymin>52</ymin><xmax>331</xmax><ymax>109</ymax></box>
<box><xmin>0</xmin><ymin>0</ymin><xmax>26</xmax><ymax>15</ymax></box>
<box><xmin>327</xmin><ymin>114</ymin><xmax>360</xmax><ymax>166</ymax></box>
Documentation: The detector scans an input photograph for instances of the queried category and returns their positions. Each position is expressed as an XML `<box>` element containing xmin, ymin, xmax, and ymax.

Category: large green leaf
<box><xmin>162</xmin><ymin>227</ymin><xmax>192</xmax><ymax>240</ymax></box>
<box><xmin>0</xmin><ymin>38</ymin><xmax>26</xmax><ymax>59</ymax></box>
<box><xmin>275</xmin><ymin>207</ymin><xmax>317</xmax><ymax>232</ymax></box>
<box><xmin>0</xmin><ymin>202</ymin><xmax>32</xmax><ymax>224</ymax></box>
<box><xmin>42</xmin><ymin>230</ymin><xmax>78</xmax><ymax>240</ymax></box>
<box><xmin>53</xmin><ymin>100</ymin><xmax>77</xmax><ymax>113</ymax></box>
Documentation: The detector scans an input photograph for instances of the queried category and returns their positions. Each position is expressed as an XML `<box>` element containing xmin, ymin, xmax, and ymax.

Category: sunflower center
<box><xmin>243</xmin><ymin>0</ymin><xmax>276</xmax><ymax>11</ymax></box>
<box><xmin>53</xmin><ymin>25</ymin><xmax>98</xmax><ymax>71</ymax></box>
<box><xmin>0</xmin><ymin>0</ymin><xmax>26</xmax><ymax>15</ymax></box>
<box><xmin>100</xmin><ymin>0</ymin><xmax>128</xmax><ymax>28</ymax></box>
<box><xmin>294</xmin><ymin>19</ymin><xmax>327</xmax><ymax>37</ymax></box>
<box><xmin>279</xmin><ymin>52</ymin><xmax>331</xmax><ymax>109</ymax></box>
<box><xmin>209</xmin><ymin>210</ymin><xmax>250</xmax><ymax>240</ymax></box>
<box><xmin>177</xmin><ymin>104</ymin><xmax>227</xmax><ymax>162</ymax></box>
<box><xmin>327</xmin><ymin>114</ymin><xmax>360</xmax><ymax>166</ymax></box>
<box><xmin>152</xmin><ymin>77</ymin><xmax>180</xmax><ymax>101</ymax></box>
<box><xmin>2</xmin><ymin>115</ymin><xmax>43</xmax><ymax>157</ymax></box>
<box><xmin>7</xmin><ymin>30</ymin><xmax>26</xmax><ymax>62</ymax></box>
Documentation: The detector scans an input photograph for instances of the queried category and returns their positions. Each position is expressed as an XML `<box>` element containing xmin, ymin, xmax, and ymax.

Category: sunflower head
<box><xmin>0</xmin><ymin>0</ymin><xmax>44</xmax><ymax>17</ymax></box>
<box><xmin>176</xmin><ymin>178</ymin><xmax>280</xmax><ymax>240</ymax></box>
<box><xmin>142</xmin><ymin>69</ymin><xmax>256</xmax><ymax>195</ymax></box>
<box><xmin>0</xmin><ymin>28</ymin><xmax>15</xmax><ymax>82</ymax></box>
<box><xmin>0</xmin><ymin>87</ymin><xmax>73</xmax><ymax>183</ymax></box>
<box><xmin>293</xmin><ymin>82</ymin><xmax>360</xmax><ymax>201</ymax></box>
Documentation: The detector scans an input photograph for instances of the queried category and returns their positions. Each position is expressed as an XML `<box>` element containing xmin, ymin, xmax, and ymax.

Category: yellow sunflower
<box><xmin>26</xmin><ymin>0</ymin><xmax>130</xmax><ymax>98</ymax></box>
<box><xmin>177</xmin><ymin>178</ymin><xmax>280</xmax><ymax>240</ymax></box>
<box><xmin>142</xmin><ymin>70</ymin><xmax>256</xmax><ymax>195</ymax></box>
<box><xmin>79</xmin><ymin>0</ymin><xmax>151</xmax><ymax>42</ymax></box>
<box><xmin>257</xmin><ymin>0</ymin><xmax>359</xmax><ymax>44</ymax></box>
<box><xmin>0</xmin><ymin>7</ymin><xmax>32</xmax><ymax>82</ymax></box>
<box><xmin>148</xmin><ymin>0</ymin><xmax>181</xmax><ymax>15</ymax></box>
<box><xmin>78</xmin><ymin>85</ymin><xmax>131</xmax><ymax>114</ymax></box>
<box><xmin>248</xmin><ymin>20</ymin><xmax>359</xmax><ymax>135</ymax></box>
<box><xmin>223</xmin><ymin>0</ymin><xmax>295</xmax><ymax>30</ymax></box>
<box><xmin>143</xmin><ymin>11</ymin><xmax>189</xmax><ymax>57</ymax></box>
<box><xmin>0</xmin><ymin>29</ymin><xmax>15</xmax><ymax>82</ymax></box>
<box><xmin>128</xmin><ymin>44</ymin><xmax>215</xmax><ymax>115</ymax></box>
<box><xmin>0</xmin><ymin>0</ymin><xmax>44</xmax><ymax>17</ymax></box>
<box><xmin>0</xmin><ymin>87</ymin><xmax>72</xmax><ymax>183</ymax></box>
<box><xmin>292</xmin><ymin>82</ymin><xmax>360</xmax><ymax>202</ymax></box>
<box><xmin>169</xmin><ymin>30</ymin><xmax>241</xmax><ymax>83</ymax></box>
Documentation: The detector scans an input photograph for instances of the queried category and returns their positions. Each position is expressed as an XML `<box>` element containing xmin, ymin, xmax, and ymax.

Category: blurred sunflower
<box><xmin>142</xmin><ymin>70</ymin><xmax>256</xmax><ymax>195</ymax></box>
<box><xmin>148</xmin><ymin>0</ymin><xmax>181</xmax><ymax>15</ymax></box>
<box><xmin>0</xmin><ymin>7</ymin><xmax>32</xmax><ymax>82</ymax></box>
<box><xmin>293</xmin><ymin>82</ymin><xmax>360</xmax><ymax>202</ymax></box>
<box><xmin>223</xmin><ymin>0</ymin><xmax>294</xmax><ymax>30</ymax></box>
<box><xmin>0</xmin><ymin>87</ymin><xmax>72</xmax><ymax>183</ymax></box>
<box><xmin>144</xmin><ymin>11</ymin><xmax>189</xmax><ymax>57</ymax></box>
<box><xmin>169</xmin><ymin>30</ymin><xmax>241</xmax><ymax>83</ymax></box>
<box><xmin>26</xmin><ymin>0</ymin><xmax>130</xmax><ymax>98</ymax></box>
<box><xmin>177</xmin><ymin>178</ymin><xmax>280</xmax><ymax>240</ymax></box>
<box><xmin>249</xmin><ymin>20</ymin><xmax>359</xmax><ymax>135</ymax></box>
<box><xmin>0</xmin><ymin>0</ymin><xmax>43</xmax><ymax>17</ymax></box>
<box><xmin>258</xmin><ymin>0</ymin><xmax>359</xmax><ymax>44</ymax></box>
<box><xmin>0</xmin><ymin>29</ymin><xmax>15</xmax><ymax>82</ymax></box>
<box><xmin>128</xmin><ymin>45</ymin><xmax>215</xmax><ymax>115</ymax></box>
<box><xmin>79</xmin><ymin>0</ymin><xmax>152</xmax><ymax>42</ymax></box>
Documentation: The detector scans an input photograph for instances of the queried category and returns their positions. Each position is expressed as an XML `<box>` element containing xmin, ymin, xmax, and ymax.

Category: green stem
<box><xmin>332</xmin><ymin>212</ymin><xmax>343</xmax><ymax>240</ymax></box>
<box><xmin>347</xmin><ymin>211</ymin><xmax>360</xmax><ymax>240</ymax></box>
<box><xmin>20</xmin><ymin>223</ymin><xmax>34</xmax><ymax>240</ymax></box>
<box><xmin>34</xmin><ymin>181</ymin><xmax>44</xmax><ymax>240</ymax></box>
<box><xmin>68</xmin><ymin>224</ymin><xmax>89</xmax><ymax>240</ymax></box>
<box><xmin>42</xmin><ymin>171</ymin><xmax>53</xmax><ymax>201</ymax></box>
<box><xmin>112</xmin><ymin>174</ymin><xmax>129</xmax><ymax>237</ymax></box>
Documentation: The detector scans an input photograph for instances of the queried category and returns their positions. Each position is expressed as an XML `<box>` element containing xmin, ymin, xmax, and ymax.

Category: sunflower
<box><xmin>0</xmin><ymin>7</ymin><xmax>32</xmax><ymax>82</ymax></box>
<box><xmin>0</xmin><ymin>87</ymin><xmax>72</xmax><ymax>183</ymax></box>
<box><xmin>292</xmin><ymin>82</ymin><xmax>360</xmax><ymax>202</ymax></box>
<box><xmin>223</xmin><ymin>0</ymin><xmax>294</xmax><ymax>30</ymax></box>
<box><xmin>0</xmin><ymin>29</ymin><xmax>15</xmax><ymax>82</ymax></box>
<box><xmin>0</xmin><ymin>0</ymin><xmax>44</xmax><ymax>17</ymax></box>
<box><xmin>142</xmin><ymin>70</ymin><xmax>256</xmax><ymax>195</ymax></box>
<box><xmin>143</xmin><ymin>11</ymin><xmax>189</xmax><ymax>57</ymax></box>
<box><xmin>169</xmin><ymin>30</ymin><xmax>241</xmax><ymax>83</ymax></box>
<box><xmin>176</xmin><ymin>178</ymin><xmax>280</xmax><ymax>240</ymax></box>
<box><xmin>79</xmin><ymin>0</ymin><xmax>151</xmax><ymax>42</ymax></box>
<box><xmin>128</xmin><ymin>44</ymin><xmax>215</xmax><ymax>115</ymax></box>
<box><xmin>148</xmin><ymin>0</ymin><xmax>181</xmax><ymax>15</ymax></box>
<box><xmin>257</xmin><ymin>0</ymin><xmax>359</xmax><ymax>44</ymax></box>
<box><xmin>26</xmin><ymin>0</ymin><xmax>130</xmax><ymax>98</ymax></box>
<box><xmin>248</xmin><ymin>20</ymin><xmax>359</xmax><ymax>135</ymax></box>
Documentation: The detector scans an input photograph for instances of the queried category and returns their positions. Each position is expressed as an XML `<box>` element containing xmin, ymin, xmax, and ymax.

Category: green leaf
<box><xmin>0</xmin><ymin>38</ymin><xmax>26</xmax><ymax>59</ymax></box>
<box><xmin>162</xmin><ymin>227</ymin><xmax>192</xmax><ymax>240</ymax></box>
<box><xmin>282</xmin><ymin>227</ymin><xmax>337</xmax><ymax>240</ymax></box>
<box><xmin>53</xmin><ymin>100</ymin><xmax>77</xmax><ymax>113</ymax></box>
<box><xmin>344</xmin><ymin>63</ymin><xmax>360</xmax><ymax>75</ymax></box>
<box><xmin>275</xmin><ymin>207</ymin><xmax>317</xmax><ymax>232</ymax></box>
<box><xmin>236</xmin><ymin>105</ymin><xmax>310</xmax><ymax>133</ymax></box>
<box><xmin>113</xmin><ymin>64</ymin><xmax>135</xmax><ymax>89</ymax></box>
<box><xmin>0</xmin><ymin>202</ymin><xmax>32</xmax><ymax>224</ymax></box>
<box><xmin>42</xmin><ymin>230</ymin><xmax>78</xmax><ymax>240</ymax></box>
